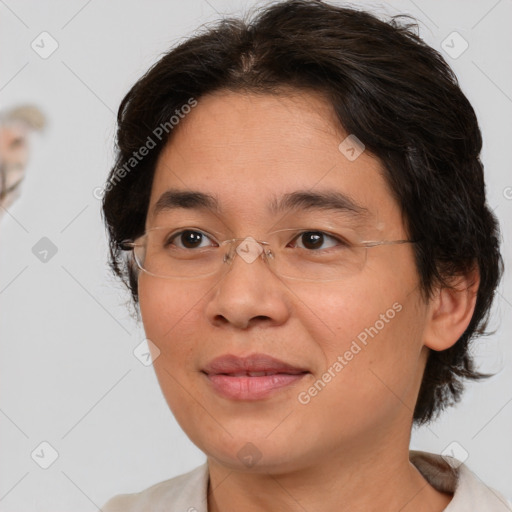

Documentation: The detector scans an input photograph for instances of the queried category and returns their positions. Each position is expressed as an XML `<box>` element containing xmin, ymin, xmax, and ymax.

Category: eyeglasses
<box><xmin>120</xmin><ymin>226</ymin><xmax>416</xmax><ymax>282</ymax></box>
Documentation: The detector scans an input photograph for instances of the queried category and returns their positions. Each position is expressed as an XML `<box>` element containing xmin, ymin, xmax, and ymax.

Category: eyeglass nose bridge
<box><xmin>222</xmin><ymin>236</ymin><xmax>274</xmax><ymax>267</ymax></box>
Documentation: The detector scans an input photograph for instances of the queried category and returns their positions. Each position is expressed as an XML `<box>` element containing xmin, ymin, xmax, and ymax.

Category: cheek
<box><xmin>288</xmin><ymin>276</ymin><xmax>408</xmax><ymax>354</ymax></box>
<box><xmin>138</xmin><ymin>277</ymin><xmax>210</xmax><ymax>426</ymax></box>
<box><xmin>293</xmin><ymin>271</ymin><xmax>425</xmax><ymax>419</ymax></box>
<box><xmin>138</xmin><ymin>277</ymin><xmax>208</xmax><ymax>362</ymax></box>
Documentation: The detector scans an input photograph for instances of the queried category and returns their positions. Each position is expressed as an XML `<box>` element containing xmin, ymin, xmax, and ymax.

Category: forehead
<box><xmin>148</xmin><ymin>90</ymin><xmax>401</xmax><ymax>231</ymax></box>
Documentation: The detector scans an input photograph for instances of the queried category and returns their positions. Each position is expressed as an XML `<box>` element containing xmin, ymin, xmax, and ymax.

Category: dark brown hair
<box><xmin>102</xmin><ymin>0</ymin><xmax>503</xmax><ymax>425</ymax></box>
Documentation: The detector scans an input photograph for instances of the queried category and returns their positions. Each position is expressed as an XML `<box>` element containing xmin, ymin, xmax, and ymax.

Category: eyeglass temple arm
<box><xmin>119</xmin><ymin>240</ymin><xmax>136</xmax><ymax>251</ymax></box>
<box><xmin>359</xmin><ymin>239</ymin><xmax>419</xmax><ymax>248</ymax></box>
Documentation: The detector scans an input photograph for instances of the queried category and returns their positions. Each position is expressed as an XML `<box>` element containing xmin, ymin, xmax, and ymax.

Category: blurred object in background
<box><xmin>0</xmin><ymin>105</ymin><xmax>46</xmax><ymax>216</ymax></box>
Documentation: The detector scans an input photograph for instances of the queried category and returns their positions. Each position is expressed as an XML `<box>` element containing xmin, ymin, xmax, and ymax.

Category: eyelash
<box><xmin>165</xmin><ymin>229</ymin><xmax>348</xmax><ymax>251</ymax></box>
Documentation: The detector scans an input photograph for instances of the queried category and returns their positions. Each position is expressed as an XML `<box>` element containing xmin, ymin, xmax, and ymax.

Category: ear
<box><xmin>423</xmin><ymin>266</ymin><xmax>480</xmax><ymax>351</ymax></box>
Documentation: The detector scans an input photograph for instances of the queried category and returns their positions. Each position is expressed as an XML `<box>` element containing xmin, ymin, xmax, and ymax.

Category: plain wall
<box><xmin>0</xmin><ymin>0</ymin><xmax>511</xmax><ymax>510</ymax></box>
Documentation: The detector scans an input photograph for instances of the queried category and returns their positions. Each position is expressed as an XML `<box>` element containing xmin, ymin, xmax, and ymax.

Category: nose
<box><xmin>205</xmin><ymin>238</ymin><xmax>291</xmax><ymax>330</ymax></box>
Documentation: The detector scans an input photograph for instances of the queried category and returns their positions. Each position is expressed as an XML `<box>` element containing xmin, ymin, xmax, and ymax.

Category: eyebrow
<box><xmin>269</xmin><ymin>190</ymin><xmax>369</xmax><ymax>218</ymax></box>
<box><xmin>152</xmin><ymin>189</ymin><xmax>221</xmax><ymax>216</ymax></box>
<box><xmin>151</xmin><ymin>188</ymin><xmax>369</xmax><ymax>218</ymax></box>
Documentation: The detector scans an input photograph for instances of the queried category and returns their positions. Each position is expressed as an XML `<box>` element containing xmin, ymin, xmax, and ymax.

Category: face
<box><xmin>0</xmin><ymin>122</ymin><xmax>29</xmax><ymax>209</ymax></box>
<box><xmin>138</xmin><ymin>90</ymin><xmax>430</xmax><ymax>473</ymax></box>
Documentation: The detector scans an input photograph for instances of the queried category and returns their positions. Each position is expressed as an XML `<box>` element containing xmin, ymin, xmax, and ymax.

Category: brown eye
<box><xmin>291</xmin><ymin>231</ymin><xmax>348</xmax><ymax>251</ymax></box>
<box><xmin>300</xmin><ymin>232</ymin><xmax>324</xmax><ymax>250</ymax></box>
<box><xmin>167</xmin><ymin>229</ymin><xmax>215</xmax><ymax>249</ymax></box>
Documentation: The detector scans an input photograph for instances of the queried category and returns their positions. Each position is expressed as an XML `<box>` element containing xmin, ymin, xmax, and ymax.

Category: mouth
<box><xmin>202</xmin><ymin>353</ymin><xmax>310</xmax><ymax>401</ymax></box>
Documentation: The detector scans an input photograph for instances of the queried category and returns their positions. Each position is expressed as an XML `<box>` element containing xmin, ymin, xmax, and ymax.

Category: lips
<box><xmin>202</xmin><ymin>353</ymin><xmax>309</xmax><ymax>400</ymax></box>
<box><xmin>203</xmin><ymin>353</ymin><xmax>308</xmax><ymax>375</ymax></box>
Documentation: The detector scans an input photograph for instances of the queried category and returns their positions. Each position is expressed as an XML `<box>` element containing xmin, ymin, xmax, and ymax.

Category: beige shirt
<box><xmin>101</xmin><ymin>450</ymin><xmax>512</xmax><ymax>511</ymax></box>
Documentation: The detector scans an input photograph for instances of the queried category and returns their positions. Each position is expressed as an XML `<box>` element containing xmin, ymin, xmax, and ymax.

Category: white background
<box><xmin>0</xmin><ymin>0</ymin><xmax>511</xmax><ymax>510</ymax></box>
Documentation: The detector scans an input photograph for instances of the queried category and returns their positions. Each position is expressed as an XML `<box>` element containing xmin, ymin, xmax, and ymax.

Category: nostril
<box><xmin>253</xmin><ymin>315</ymin><xmax>271</xmax><ymax>323</ymax></box>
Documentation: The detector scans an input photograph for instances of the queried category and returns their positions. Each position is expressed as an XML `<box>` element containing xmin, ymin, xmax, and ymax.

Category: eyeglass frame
<box><xmin>119</xmin><ymin>226</ymin><xmax>419</xmax><ymax>282</ymax></box>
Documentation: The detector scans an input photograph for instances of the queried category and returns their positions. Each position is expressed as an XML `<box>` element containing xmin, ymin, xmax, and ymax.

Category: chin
<box><xmin>191</xmin><ymin>429</ymin><xmax>314</xmax><ymax>474</ymax></box>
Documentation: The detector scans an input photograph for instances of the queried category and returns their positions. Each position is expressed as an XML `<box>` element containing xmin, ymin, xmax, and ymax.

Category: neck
<box><xmin>206</xmin><ymin>442</ymin><xmax>452</xmax><ymax>512</ymax></box>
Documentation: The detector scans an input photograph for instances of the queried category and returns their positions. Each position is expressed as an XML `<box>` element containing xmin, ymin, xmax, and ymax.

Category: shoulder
<box><xmin>451</xmin><ymin>462</ymin><xmax>512</xmax><ymax>511</ymax></box>
<box><xmin>410</xmin><ymin>450</ymin><xmax>512</xmax><ymax>511</ymax></box>
<box><xmin>100</xmin><ymin>463</ymin><xmax>209</xmax><ymax>512</ymax></box>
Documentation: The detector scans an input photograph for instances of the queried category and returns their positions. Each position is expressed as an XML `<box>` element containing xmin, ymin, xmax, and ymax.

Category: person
<box><xmin>99</xmin><ymin>1</ymin><xmax>509</xmax><ymax>510</ymax></box>
<box><xmin>0</xmin><ymin>105</ymin><xmax>45</xmax><ymax>219</ymax></box>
